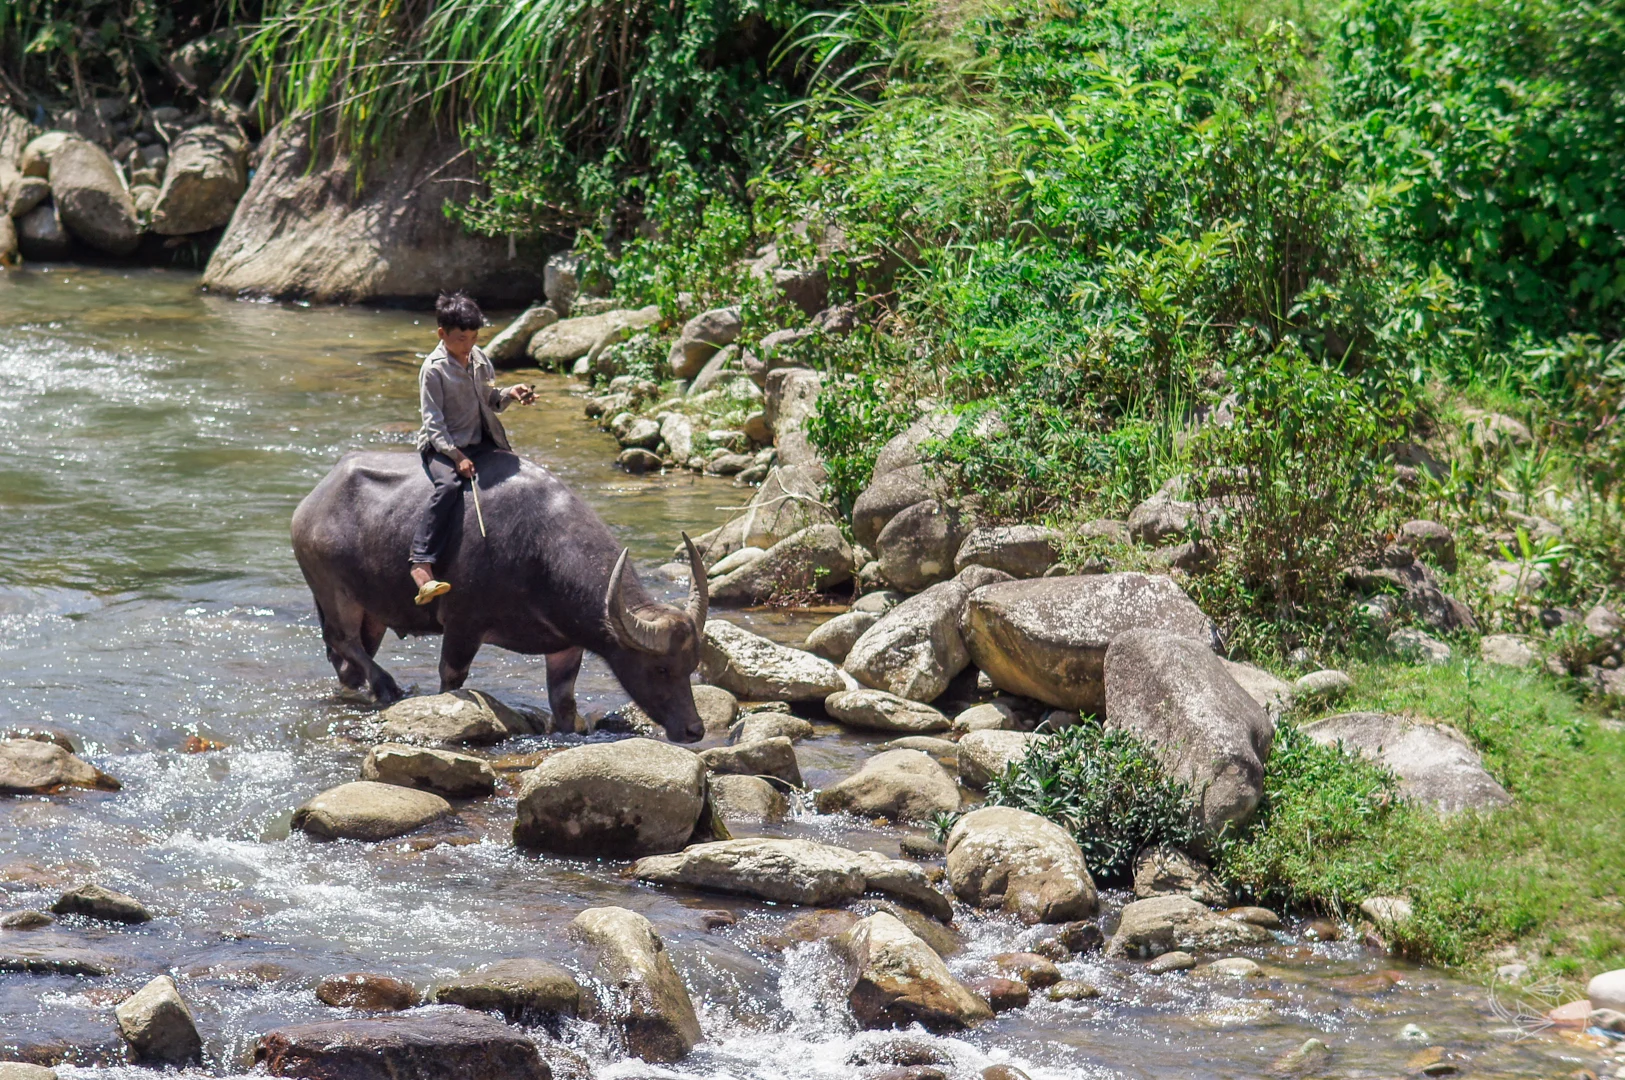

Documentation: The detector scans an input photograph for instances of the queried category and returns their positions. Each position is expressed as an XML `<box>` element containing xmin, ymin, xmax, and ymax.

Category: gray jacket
<box><xmin>416</xmin><ymin>343</ymin><xmax>512</xmax><ymax>456</ymax></box>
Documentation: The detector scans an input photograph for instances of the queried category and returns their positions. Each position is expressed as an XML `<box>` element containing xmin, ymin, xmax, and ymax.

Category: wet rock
<box><xmin>844</xmin><ymin>580</ymin><xmax>971</xmax><ymax>702</ymax></box>
<box><xmin>968</xmin><ymin>976</ymin><xmax>1029</xmax><ymax>1012</ymax></box>
<box><xmin>1272</xmin><ymin>1037</ymin><xmax>1332</xmax><ymax>1075</ymax></box>
<box><xmin>1400</xmin><ymin>520</ymin><xmax>1457</xmax><ymax>572</ymax></box>
<box><xmin>619</xmin><ymin>417</ymin><xmax>661</xmax><ymax>450</ymax></box>
<box><xmin>853</xmin><ymin>854</ymin><xmax>955</xmax><ymax>923</ymax></box>
<box><xmin>1204</xmin><ymin>956</ymin><xmax>1262</xmax><ymax>978</ymax></box>
<box><xmin>1132</xmin><ymin>847</ymin><xmax>1233</xmax><ymax>907</ymax></box>
<box><xmin>1046</xmin><ymin>979</ymin><xmax>1100</xmax><ymax>1001</ymax></box>
<box><xmin>1388</xmin><ymin>628</ymin><xmax>1452</xmax><ymax>665</ymax></box>
<box><xmin>815</xmin><ymin>749</ymin><xmax>960</xmax><ymax>823</ymax></box>
<box><xmin>1303</xmin><ymin>919</ymin><xmax>1342</xmax><ymax>942</ymax></box>
<box><xmin>764</xmin><ymin>908</ymin><xmax>861</xmax><ymax>951</ymax></box>
<box><xmin>115</xmin><ymin>975</ymin><xmax>202</xmax><ymax>1065</ymax></box>
<box><xmin>513</xmin><ymin>738</ymin><xmax>706</xmax><ymax>857</ymax></box>
<box><xmin>1104</xmin><ymin>629</ymin><xmax>1273</xmax><ymax>836</ymax></box>
<box><xmin>698</xmin><ymin>736</ymin><xmax>803</xmax><ymax>787</ymax></box>
<box><xmin>527</xmin><ymin>307</ymin><xmax>661</xmax><ymax>367</ymax></box>
<box><xmin>315</xmin><ymin>973</ymin><xmax>418</xmax><ymax>1011</ymax></box>
<box><xmin>706</xmin><ymin>774</ymin><xmax>789</xmax><ymax>822</ymax></box>
<box><xmin>1302</xmin><ymin>713</ymin><xmax>1510</xmax><ymax>814</ymax></box>
<box><xmin>877</xmin><ymin>500</ymin><xmax>972</xmax><ymax>593</ymax></box>
<box><xmin>951</xmin><ymin>701</ymin><xmax>1020</xmax><ymax>735</ymax></box>
<box><xmin>1054</xmin><ymin>921</ymin><xmax>1104</xmax><ymax>953</ymax></box>
<box><xmin>954</xmin><ymin>525</ymin><xmax>1060</xmax><ymax>579</ymax></box>
<box><xmin>51</xmin><ymin>883</ymin><xmax>151</xmax><ymax>924</ymax></box>
<box><xmin>957</xmin><ymin>730</ymin><xmax>1044</xmax><ymax>790</ymax></box>
<box><xmin>255</xmin><ymin>1010</ymin><xmax>549</xmax><ymax>1079</ymax></box>
<box><xmin>945</xmin><ymin>807</ymin><xmax>1096</xmax><ymax>923</ymax></box>
<box><xmin>484</xmin><ymin>303</ymin><xmax>559</xmax><ymax>366</ymax></box>
<box><xmin>805</xmin><ymin>610</ymin><xmax>879</xmax><ymax>663</ymax></box>
<box><xmin>729</xmin><ymin>713</ymin><xmax>814</xmax><ymax>744</ymax></box>
<box><xmin>1295</xmin><ymin>668</ymin><xmax>1353</xmax><ymax>701</ymax></box>
<box><xmin>1145</xmin><ymin>950</ymin><xmax>1196</xmax><ymax>974</ymax></box>
<box><xmin>49</xmin><ymin>139</ymin><xmax>138</xmax><ymax>255</ymax></box>
<box><xmin>292</xmin><ymin>782</ymin><xmax>451</xmax><ymax>841</ymax></box>
<box><xmin>1106</xmin><ymin>895</ymin><xmax>1273</xmax><ymax>958</ymax></box>
<box><xmin>0</xmin><ymin>910</ymin><xmax>52</xmax><ymax>929</ymax></box>
<box><xmin>150</xmin><ymin>124</ymin><xmax>246</xmax><ymax>235</ymax></box>
<box><xmin>899</xmin><ymin>836</ymin><xmax>945</xmax><ymax>860</ymax></box>
<box><xmin>874</xmin><ymin>1069</ymin><xmax>948</xmax><ymax>1080</ymax></box>
<box><xmin>853</xmin><ymin>465</ymin><xmax>939</xmax><ymax>550</ymax></box>
<box><xmin>2</xmin><ymin>726</ymin><xmax>77</xmax><ymax>753</ymax></box>
<box><xmin>0</xmin><ymin>1064</ymin><xmax>57</xmax><ymax>1080</ymax></box>
<box><xmin>0</xmin><ymin>214</ymin><xmax>15</xmax><ymax>268</ymax></box>
<box><xmin>360</xmin><ymin>743</ymin><xmax>496</xmax><ymax>798</ymax></box>
<box><xmin>982</xmin><ymin>1067</ymin><xmax>1033</xmax><ymax>1080</ymax></box>
<box><xmin>1480</xmin><ymin>634</ymin><xmax>1538</xmax><ymax>669</ymax></box>
<box><xmin>668</xmin><ymin>307</ymin><xmax>742</xmax><ymax>379</ymax></box>
<box><xmin>691</xmin><ymin>684</ymin><xmax>739</xmax><ymax>734</ymax></box>
<box><xmin>992</xmin><ymin>952</ymin><xmax>1061</xmax><ymax>988</ymax></box>
<box><xmin>1226</xmin><ymin>906</ymin><xmax>1281</xmax><ymax>929</ymax></box>
<box><xmin>1587</xmin><ymin>969</ymin><xmax>1625</xmax><ymax>1012</ymax></box>
<box><xmin>0</xmin><ymin>945</ymin><xmax>113</xmax><ymax>976</ymax></box>
<box><xmin>700</xmin><ymin>618</ymin><xmax>850</xmax><ymax>701</ymax></box>
<box><xmin>708</xmin><ymin>524</ymin><xmax>854</xmax><ymax>605</ymax></box>
<box><xmin>834</xmin><ymin>912</ymin><xmax>993</xmax><ymax>1032</ymax></box>
<box><xmin>15</xmin><ymin>201</ymin><xmax>71</xmax><ymax>260</ymax></box>
<box><xmin>8</xmin><ymin>175</ymin><xmax>50</xmax><ymax>217</ymax></box>
<box><xmin>963</xmin><ymin>574</ymin><xmax>1216</xmax><ymax>713</ymax></box>
<box><xmin>0</xmin><ymin>739</ymin><xmax>120</xmax><ymax>794</ymax></box>
<box><xmin>570</xmin><ymin>906</ymin><xmax>701</xmax><ymax>1063</ymax></box>
<box><xmin>433</xmin><ymin>959</ymin><xmax>582</xmax><ymax>1022</ymax></box>
<box><xmin>377</xmin><ymin>690</ymin><xmax>536</xmax><ymax>746</ymax></box>
<box><xmin>825</xmin><ymin>689</ymin><xmax>950</xmax><ymax>734</ymax></box>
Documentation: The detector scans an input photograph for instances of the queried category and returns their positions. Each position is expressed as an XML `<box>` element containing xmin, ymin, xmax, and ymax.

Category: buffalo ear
<box><xmin>682</xmin><ymin>532</ymin><xmax>708</xmax><ymax>634</ymax></box>
<box><xmin>605</xmin><ymin>548</ymin><xmax>674</xmax><ymax>653</ymax></box>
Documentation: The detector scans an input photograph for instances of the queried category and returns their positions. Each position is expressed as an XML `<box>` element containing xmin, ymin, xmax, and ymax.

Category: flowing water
<box><xmin>0</xmin><ymin>266</ymin><xmax>1607</xmax><ymax>1079</ymax></box>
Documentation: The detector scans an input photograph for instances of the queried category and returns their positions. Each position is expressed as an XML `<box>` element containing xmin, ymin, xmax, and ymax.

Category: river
<box><xmin>0</xmin><ymin>266</ymin><xmax>1604</xmax><ymax>1078</ymax></box>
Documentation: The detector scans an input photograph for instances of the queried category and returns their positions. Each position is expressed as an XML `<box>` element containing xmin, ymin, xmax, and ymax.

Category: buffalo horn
<box><xmin>682</xmin><ymin>532</ymin><xmax>708</xmax><ymax>633</ymax></box>
<box><xmin>605</xmin><ymin>548</ymin><xmax>673</xmax><ymax>654</ymax></box>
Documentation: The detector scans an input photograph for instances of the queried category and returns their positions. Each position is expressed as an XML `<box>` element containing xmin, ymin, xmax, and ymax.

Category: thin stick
<box><xmin>469</xmin><ymin>474</ymin><xmax>487</xmax><ymax>538</ymax></box>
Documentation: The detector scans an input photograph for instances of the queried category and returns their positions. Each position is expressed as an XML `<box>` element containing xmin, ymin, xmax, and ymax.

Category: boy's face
<box><xmin>439</xmin><ymin>326</ymin><xmax>478</xmax><ymax>363</ymax></box>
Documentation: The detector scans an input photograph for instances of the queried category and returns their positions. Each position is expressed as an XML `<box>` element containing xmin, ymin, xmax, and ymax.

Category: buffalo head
<box><xmin>602</xmin><ymin>533</ymin><xmax>709</xmax><ymax>742</ymax></box>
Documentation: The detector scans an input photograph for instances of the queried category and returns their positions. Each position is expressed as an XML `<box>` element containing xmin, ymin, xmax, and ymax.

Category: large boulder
<box><xmin>706</xmin><ymin>774</ymin><xmax>789</xmax><ymax>822</ymax></box>
<box><xmin>877</xmin><ymin>500</ymin><xmax>971</xmax><ymax>593</ymax></box>
<box><xmin>764</xmin><ymin>368</ymin><xmax>825</xmax><ymax>469</ymax></box>
<box><xmin>0</xmin><ymin>739</ymin><xmax>120</xmax><ymax>794</ymax></box>
<box><xmin>962</xmin><ymin>574</ymin><xmax>1217</xmax><ymax>713</ymax></box>
<box><xmin>48</xmin><ymin>139</ymin><xmax>138</xmax><ymax>255</ymax></box>
<box><xmin>1132</xmin><ymin>846</ymin><xmax>1233</xmax><ymax>907</ymax></box>
<box><xmin>805</xmin><ymin>609</ymin><xmax>879</xmax><ymax>663</ymax></box>
<box><xmin>255</xmin><ymin>1011</ymin><xmax>549</xmax><ymax>1079</ymax></box>
<box><xmin>377</xmin><ymin>690</ymin><xmax>538</xmax><ymax>746</ymax></box>
<box><xmin>15</xmin><ymin>201</ymin><xmax>71</xmax><ymax>261</ymax></box>
<box><xmin>292</xmin><ymin>781</ymin><xmax>451</xmax><ymax>841</ymax></box>
<box><xmin>953</xmin><ymin>525</ymin><xmax>1060</xmax><ymax>579</ymax></box>
<box><xmin>873</xmin><ymin>413</ymin><xmax>962</xmax><ymax>478</ymax></box>
<box><xmin>814</xmin><ymin>749</ymin><xmax>960</xmax><ymax>822</ymax></box>
<box><xmin>956</xmin><ymin>730</ymin><xmax>1045</xmax><ymax>790</ymax></box>
<box><xmin>570</xmin><ymin>906</ymin><xmax>701</xmax><ymax>1064</ymax></box>
<box><xmin>738</xmin><ymin>464</ymin><xmax>838</xmax><ymax>552</ymax></box>
<box><xmin>150</xmin><ymin>124</ymin><xmax>247</xmax><ymax>235</ymax></box>
<box><xmin>700</xmin><ymin>618</ymin><xmax>850</xmax><ymax>701</ymax></box>
<box><xmin>844</xmin><ymin>580</ymin><xmax>970</xmax><ymax>702</ymax></box>
<box><xmin>852</xmin><ymin>464</ymin><xmax>938</xmax><ymax>550</ymax></box>
<box><xmin>360</xmin><ymin>743</ymin><xmax>496</xmax><ymax>798</ymax></box>
<box><xmin>204</xmin><ymin>124</ymin><xmax>543</xmax><ymax>304</ymax></box>
<box><xmin>833</xmin><ymin>913</ymin><xmax>993</xmax><ymax>1032</ymax></box>
<box><xmin>944</xmin><ymin>807</ymin><xmax>1096</xmax><ymax>923</ymax></box>
<box><xmin>1301</xmin><ymin>713</ymin><xmax>1511</xmax><ymax>815</ymax></box>
<box><xmin>115</xmin><ymin>975</ymin><xmax>202</xmax><ymax>1065</ymax></box>
<box><xmin>433</xmin><ymin>959</ymin><xmax>582</xmax><ymax>1022</ymax></box>
<box><xmin>513</xmin><ymin>739</ymin><xmax>705</xmax><ymax>857</ymax></box>
<box><xmin>631</xmin><ymin>837</ymin><xmax>865</xmax><ymax>906</ymax></box>
<box><xmin>1103</xmin><ymin>629</ymin><xmax>1273</xmax><ymax>837</ymax></box>
<box><xmin>668</xmin><ymin>306</ymin><xmax>742</xmax><ymax>379</ymax></box>
<box><xmin>1222</xmin><ymin>658</ymin><xmax>1295</xmax><ymax>721</ymax></box>
<box><xmin>1105</xmin><ymin>895</ymin><xmax>1273</xmax><ymax>958</ymax></box>
<box><xmin>697</xmin><ymin>736</ymin><xmax>803</xmax><ymax>787</ymax></box>
<box><xmin>483</xmin><ymin>303</ymin><xmax>559</xmax><ymax>367</ymax></box>
<box><xmin>708</xmin><ymin>524</ymin><xmax>854</xmax><ymax>605</ymax></box>
<box><xmin>529</xmin><ymin>306</ymin><xmax>661</xmax><ymax>367</ymax></box>
<box><xmin>824</xmin><ymin>689</ymin><xmax>950</xmax><ymax>734</ymax></box>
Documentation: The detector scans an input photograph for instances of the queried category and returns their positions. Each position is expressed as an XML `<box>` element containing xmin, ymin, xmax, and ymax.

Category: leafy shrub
<box><xmin>987</xmin><ymin>723</ymin><xmax>1196</xmax><ymax>883</ymax></box>
<box><xmin>803</xmin><ymin>364</ymin><xmax>912</xmax><ymax>519</ymax></box>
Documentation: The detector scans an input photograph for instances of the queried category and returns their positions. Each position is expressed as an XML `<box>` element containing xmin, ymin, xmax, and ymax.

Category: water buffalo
<box><xmin>291</xmin><ymin>450</ymin><xmax>708</xmax><ymax>742</ymax></box>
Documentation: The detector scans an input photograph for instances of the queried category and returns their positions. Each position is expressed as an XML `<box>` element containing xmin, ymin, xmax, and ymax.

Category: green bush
<box><xmin>987</xmin><ymin>723</ymin><xmax>1197</xmax><ymax>883</ymax></box>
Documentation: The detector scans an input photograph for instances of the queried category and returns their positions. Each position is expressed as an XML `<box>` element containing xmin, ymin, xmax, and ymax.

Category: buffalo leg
<box><xmin>545</xmin><ymin>648</ymin><xmax>585</xmax><ymax>734</ymax></box>
<box><xmin>437</xmin><ymin>633</ymin><xmax>483</xmax><ymax>693</ymax></box>
<box><xmin>323</xmin><ymin>594</ymin><xmax>403</xmax><ymax>703</ymax></box>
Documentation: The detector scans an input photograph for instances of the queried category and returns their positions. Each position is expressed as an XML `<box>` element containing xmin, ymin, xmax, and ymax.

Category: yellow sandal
<box><xmin>413</xmin><ymin>579</ymin><xmax>452</xmax><ymax>606</ymax></box>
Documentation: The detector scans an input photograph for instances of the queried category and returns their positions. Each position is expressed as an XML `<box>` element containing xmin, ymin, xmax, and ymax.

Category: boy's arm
<box><xmin>479</xmin><ymin>351</ymin><xmax>526</xmax><ymax>411</ymax></box>
<box><xmin>420</xmin><ymin>366</ymin><xmax>463</xmax><ymax>459</ymax></box>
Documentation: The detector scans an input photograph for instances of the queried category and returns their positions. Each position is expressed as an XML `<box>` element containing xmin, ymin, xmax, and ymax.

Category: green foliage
<box><xmin>803</xmin><ymin>363</ymin><xmax>912</xmax><ymax>519</ymax></box>
<box><xmin>0</xmin><ymin>0</ymin><xmax>225</xmax><ymax>106</ymax></box>
<box><xmin>987</xmin><ymin>723</ymin><xmax>1197</xmax><ymax>883</ymax></box>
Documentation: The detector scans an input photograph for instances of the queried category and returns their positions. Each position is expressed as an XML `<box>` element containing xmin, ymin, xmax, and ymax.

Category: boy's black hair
<box><xmin>436</xmin><ymin>291</ymin><xmax>484</xmax><ymax>332</ymax></box>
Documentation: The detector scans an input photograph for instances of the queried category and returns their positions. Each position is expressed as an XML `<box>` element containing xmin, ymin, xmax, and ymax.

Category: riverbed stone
<box><xmin>1588</xmin><ymin>969</ymin><xmax>1625</xmax><ymax>1012</ymax></box>
<box><xmin>0</xmin><ymin>1064</ymin><xmax>56</xmax><ymax>1080</ymax></box>
<box><xmin>962</xmin><ymin>574</ymin><xmax>1217</xmax><ymax>713</ymax></box>
<box><xmin>484</xmin><ymin>303</ymin><xmax>559</xmax><ymax>366</ymax></box>
<box><xmin>20</xmin><ymin>131</ymin><xmax>69</xmax><ymax>177</ymax></box>
<box><xmin>531</xmin><ymin>307</ymin><xmax>662</xmax><ymax>367</ymax></box>
<box><xmin>1145</xmin><ymin>951</ymin><xmax>1196</xmax><ymax>974</ymax></box>
<box><xmin>834</xmin><ymin>912</ymin><xmax>993</xmax><ymax>1032</ymax></box>
<box><xmin>8</xmin><ymin>175</ymin><xmax>49</xmax><ymax>217</ymax></box>
<box><xmin>992</xmin><ymin>952</ymin><xmax>1062</xmax><ymax>988</ymax></box>
<box><xmin>825</xmin><ymin>689</ymin><xmax>950</xmax><ymax>733</ymax></box>
<box><xmin>150</xmin><ymin>123</ymin><xmax>247</xmax><ymax>235</ymax></box>
<box><xmin>1301</xmin><ymin>713</ymin><xmax>1511</xmax><ymax>815</ymax></box>
<box><xmin>700</xmin><ymin>618</ymin><xmax>850</xmax><ymax>701</ymax></box>
<box><xmin>878</xmin><ymin>500</ymin><xmax>972</xmax><ymax>593</ymax></box>
<box><xmin>360</xmin><ymin>744</ymin><xmax>496</xmax><ymax>798</ymax></box>
<box><xmin>954</xmin><ymin>525</ymin><xmax>1060</xmax><ymax>579</ymax></box>
<box><xmin>1480</xmin><ymin>634</ymin><xmax>1538</xmax><ymax>669</ymax></box>
<box><xmin>1132</xmin><ymin>846</ymin><xmax>1233</xmax><ymax>907</ymax></box>
<box><xmin>292</xmin><ymin>781</ymin><xmax>452</xmax><ymax>841</ymax></box>
<box><xmin>433</xmin><ymin>958</ymin><xmax>582</xmax><ymax>1022</ymax></box>
<box><xmin>668</xmin><ymin>306</ymin><xmax>742</xmax><ymax>379</ymax></box>
<box><xmin>570</xmin><ymin>906</ymin><xmax>701</xmax><ymax>1063</ymax></box>
<box><xmin>115</xmin><ymin>975</ymin><xmax>202</xmax><ymax>1065</ymax></box>
<box><xmin>815</xmin><ymin>749</ymin><xmax>960</xmax><ymax>823</ymax></box>
<box><xmin>844</xmin><ymin>580</ymin><xmax>971</xmax><ymax>702</ymax></box>
<box><xmin>377</xmin><ymin>690</ymin><xmax>535</xmax><ymax>746</ymax></box>
<box><xmin>691</xmin><ymin>684</ymin><xmax>738</xmax><ymax>733</ymax></box>
<box><xmin>1104</xmin><ymin>628</ymin><xmax>1273</xmax><ymax>837</ymax></box>
<box><xmin>0</xmin><ymin>739</ymin><xmax>120</xmax><ymax>794</ymax></box>
<box><xmin>709</xmin><ymin>524</ymin><xmax>854</xmax><ymax>605</ymax></box>
<box><xmin>0</xmin><ymin>215</ymin><xmax>16</xmax><ymax>268</ymax></box>
<box><xmin>698</xmin><ymin>736</ymin><xmax>803</xmax><ymax>787</ymax></box>
<box><xmin>255</xmin><ymin>1011</ymin><xmax>548</xmax><ymax>1079</ymax></box>
<box><xmin>853</xmin><ymin>465</ymin><xmax>939</xmax><ymax>550</ymax></box>
<box><xmin>49</xmin><ymin>139</ymin><xmax>138</xmax><ymax>255</ymax></box>
<box><xmin>0</xmin><ymin>910</ymin><xmax>52</xmax><ymax>929</ymax></box>
<box><xmin>729</xmin><ymin>713</ymin><xmax>814</xmax><ymax>744</ymax></box>
<box><xmin>1106</xmin><ymin>895</ymin><xmax>1273</xmax><ymax>958</ymax></box>
<box><xmin>956</xmin><ymin>730</ymin><xmax>1045</xmax><ymax>790</ymax></box>
<box><xmin>806</xmin><ymin>610</ymin><xmax>880</xmax><ymax>663</ymax></box>
<box><xmin>16</xmin><ymin>201</ymin><xmax>70</xmax><ymax>260</ymax></box>
<box><xmin>1046</xmin><ymin>979</ymin><xmax>1100</xmax><ymax>1001</ymax></box>
<box><xmin>51</xmin><ymin>883</ymin><xmax>151</xmax><ymax>923</ymax></box>
<box><xmin>706</xmin><ymin>774</ymin><xmax>789</xmax><ymax>822</ymax></box>
<box><xmin>513</xmin><ymin>738</ymin><xmax>706</xmax><ymax>857</ymax></box>
<box><xmin>315</xmin><ymin>973</ymin><xmax>418</xmax><ymax>1011</ymax></box>
<box><xmin>969</xmin><ymin>976</ymin><xmax>1030</xmax><ymax>1012</ymax></box>
<box><xmin>945</xmin><ymin>807</ymin><xmax>1097</xmax><ymax>923</ymax></box>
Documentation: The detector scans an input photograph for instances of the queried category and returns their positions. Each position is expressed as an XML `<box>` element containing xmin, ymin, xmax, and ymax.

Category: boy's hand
<box><xmin>456</xmin><ymin>457</ymin><xmax>477</xmax><ymax>480</ymax></box>
<box><xmin>508</xmin><ymin>384</ymin><xmax>536</xmax><ymax>406</ymax></box>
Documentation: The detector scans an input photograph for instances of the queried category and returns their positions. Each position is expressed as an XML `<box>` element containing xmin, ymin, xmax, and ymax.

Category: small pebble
<box><xmin>1146</xmin><ymin>951</ymin><xmax>1196</xmax><ymax>974</ymax></box>
<box><xmin>1046</xmin><ymin>979</ymin><xmax>1100</xmax><ymax>1001</ymax></box>
<box><xmin>700</xmin><ymin>910</ymin><xmax>735</xmax><ymax>930</ymax></box>
<box><xmin>1204</xmin><ymin>957</ymin><xmax>1262</xmax><ymax>978</ymax></box>
<box><xmin>0</xmin><ymin>910</ymin><xmax>53</xmax><ymax>930</ymax></box>
<box><xmin>899</xmin><ymin>836</ymin><xmax>945</xmax><ymax>860</ymax></box>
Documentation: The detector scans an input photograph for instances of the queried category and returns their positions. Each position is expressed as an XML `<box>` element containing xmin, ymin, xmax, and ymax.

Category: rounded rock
<box><xmin>292</xmin><ymin>781</ymin><xmax>451</xmax><ymax>842</ymax></box>
<box><xmin>513</xmin><ymin>738</ymin><xmax>705</xmax><ymax>857</ymax></box>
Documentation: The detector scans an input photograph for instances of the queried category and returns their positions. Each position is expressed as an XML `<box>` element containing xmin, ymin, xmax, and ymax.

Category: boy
<box><xmin>409</xmin><ymin>292</ymin><xmax>536</xmax><ymax>605</ymax></box>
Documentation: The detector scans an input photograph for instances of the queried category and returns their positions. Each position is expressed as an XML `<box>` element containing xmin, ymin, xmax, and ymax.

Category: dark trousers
<box><xmin>409</xmin><ymin>440</ymin><xmax>501</xmax><ymax>567</ymax></box>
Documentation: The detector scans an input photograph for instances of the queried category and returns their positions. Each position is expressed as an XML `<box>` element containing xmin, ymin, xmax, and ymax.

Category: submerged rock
<box><xmin>945</xmin><ymin>807</ymin><xmax>1097</xmax><ymax>923</ymax></box>
<box><xmin>1301</xmin><ymin>713</ymin><xmax>1510</xmax><ymax>814</ymax></box>
<box><xmin>0</xmin><ymin>739</ymin><xmax>120</xmax><ymax>795</ymax></box>
<box><xmin>115</xmin><ymin>975</ymin><xmax>202</xmax><ymax>1065</ymax></box>
<box><xmin>570</xmin><ymin>906</ymin><xmax>701</xmax><ymax>1064</ymax></box>
<box><xmin>255</xmin><ymin>1010</ymin><xmax>549</xmax><ymax>1079</ymax></box>
<box><xmin>834</xmin><ymin>913</ymin><xmax>993</xmax><ymax>1032</ymax></box>
<box><xmin>513</xmin><ymin>738</ymin><xmax>706</xmax><ymax>857</ymax></box>
<box><xmin>315</xmin><ymin>973</ymin><xmax>418</xmax><ymax>1012</ymax></box>
<box><xmin>51</xmin><ymin>883</ymin><xmax>151</xmax><ymax>924</ymax></box>
<box><xmin>292</xmin><ymin>782</ymin><xmax>451</xmax><ymax>841</ymax></box>
<box><xmin>360</xmin><ymin>743</ymin><xmax>496</xmax><ymax>798</ymax></box>
<box><xmin>700</xmin><ymin>618</ymin><xmax>851</xmax><ymax>701</ymax></box>
<box><xmin>434</xmin><ymin>958</ymin><xmax>582</xmax><ymax>1022</ymax></box>
<box><xmin>815</xmin><ymin>749</ymin><xmax>960</xmax><ymax>823</ymax></box>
